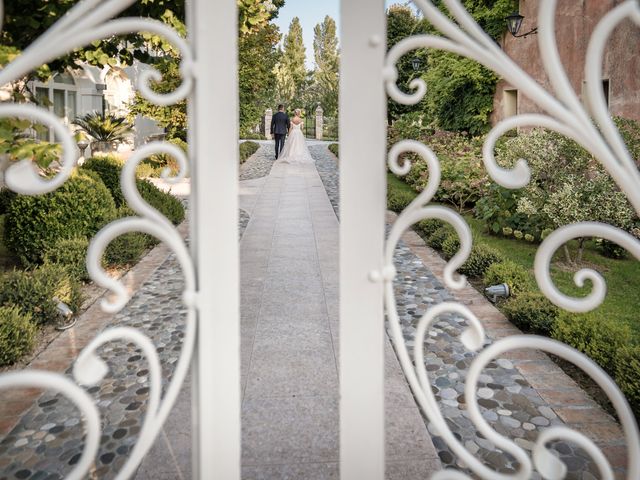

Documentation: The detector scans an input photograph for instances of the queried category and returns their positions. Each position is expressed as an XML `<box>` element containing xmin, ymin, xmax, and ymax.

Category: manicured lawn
<box><xmin>387</xmin><ymin>173</ymin><xmax>640</xmax><ymax>335</ymax></box>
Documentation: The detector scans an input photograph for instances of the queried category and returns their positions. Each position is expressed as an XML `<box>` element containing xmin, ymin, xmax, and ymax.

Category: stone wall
<box><xmin>492</xmin><ymin>0</ymin><xmax>640</xmax><ymax>124</ymax></box>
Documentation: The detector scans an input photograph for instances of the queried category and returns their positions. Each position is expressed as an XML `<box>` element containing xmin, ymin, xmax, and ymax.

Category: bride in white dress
<box><xmin>279</xmin><ymin>109</ymin><xmax>315</xmax><ymax>164</ymax></box>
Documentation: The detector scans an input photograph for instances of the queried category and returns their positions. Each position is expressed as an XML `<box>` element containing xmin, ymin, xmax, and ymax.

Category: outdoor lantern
<box><xmin>411</xmin><ymin>56</ymin><xmax>423</xmax><ymax>71</ymax></box>
<box><xmin>76</xmin><ymin>137</ymin><xmax>89</xmax><ymax>165</ymax></box>
<box><xmin>485</xmin><ymin>283</ymin><xmax>510</xmax><ymax>303</ymax></box>
<box><xmin>505</xmin><ymin>12</ymin><xmax>524</xmax><ymax>36</ymax></box>
<box><xmin>54</xmin><ymin>297</ymin><xmax>76</xmax><ymax>331</ymax></box>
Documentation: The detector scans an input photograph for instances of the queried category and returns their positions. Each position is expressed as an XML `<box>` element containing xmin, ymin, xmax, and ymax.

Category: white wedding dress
<box><xmin>279</xmin><ymin>122</ymin><xmax>315</xmax><ymax>164</ymax></box>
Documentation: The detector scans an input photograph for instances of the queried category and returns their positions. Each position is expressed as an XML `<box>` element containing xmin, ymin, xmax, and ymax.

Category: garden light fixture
<box><xmin>54</xmin><ymin>297</ymin><xmax>76</xmax><ymax>331</ymax></box>
<box><xmin>505</xmin><ymin>12</ymin><xmax>537</xmax><ymax>38</ymax></box>
<box><xmin>411</xmin><ymin>56</ymin><xmax>423</xmax><ymax>71</ymax></box>
<box><xmin>484</xmin><ymin>283</ymin><xmax>510</xmax><ymax>303</ymax></box>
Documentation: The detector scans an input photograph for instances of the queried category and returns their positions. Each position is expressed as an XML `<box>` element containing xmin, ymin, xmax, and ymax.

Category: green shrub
<box><xmin>596</xmin><ymin>238</ymin><xmax>628</xmax><ymax>260</ymax></box>
<box><xmin>139</xmin><ymin>138</ymin><xmax>187</xmax><ymax>177</ymax></box>
<box><xmin>104</xmin><ymin>232</ymin><xmax>149</xmax><ymax>267</ymax></box>
<box><xmin>459</xmin><ymin>244</ymin><xmax>505</xmax><ymax>278</ymax></box>
<box><xmin>502</xmin><ymin>292</ymin><xmax>560</xmax><ymax>335</ymax></box>
<box><xmin>239</xmin><ymin>141</ymin><xmax>260</xmax><ymax>163</ymax></box>
<box><xmin>0</xmin><ymin>306</ymin><xmax>36</xmax><ymax>366</ymax></box>
<box><xmin>0</xmin><ymin>188</ymin><xmax>17</xmax><ymax>215</ymax></box>
<box><xmin>483</xmin><ymin>260</ymin><xmax>531</xmax><ymax>297</ymax></box>
<box><xmin>5</xmin><ymin>170</ymin><xmax>116</xmax><ymax>265</ymax></box>
<box><xmin>415</xmin><ymin>219</ymin><xmax>443</xmax><ymax>239</ymax></box>
<box><xmin>426</xmin><ymin>225</ymin><xmax>454</xmax><ymax>250</ymax></box>
<box><xmin>328</xmin><ymin>143</ymin><xmax>339</xmax><ymax>158</ymax></box>
<box><xmin>552</xmin><ymin>311</ymin><xmax>631</xmax><ymax>372</ymax></box>
<box><xmin>82</xmin><ymin>155</ymin><xmax>125</xmax><ymax>206</ymax></box>
<box><xmin>387</xmin><ymin>188</ymin><xmax>415</xmax><ymax>213</ymax></box>
<box><xmin>441</xmin><ymin>235</ymin><xmax>460</xmax><ymax>260</ymax></box>
<box><xmin>135</xmin><ymin>179</ymin><xmax>185</xmax><ymax>225</ymax></box>
<box><xmin>0</xmin><ymin>264</ymin><xmax>83</xmax><ymax>325</ymax></box>
<box><xmin>614</xmin><ymin>345</ymin><xmax>640</xmax><ymax>414</ymax></box>
<box><xmin>43</xmin><ymin>236</ymin><xmax>90</xmax><ymax>281</ymax></box>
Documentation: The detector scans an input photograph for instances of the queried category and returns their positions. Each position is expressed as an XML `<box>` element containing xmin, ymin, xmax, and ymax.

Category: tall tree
<box><xmin>312</xmin><ymin>16</ymin><xmax>339</xmax><ymax>117</ymax></box>
<box><xmin>274</xmin><ymin>17</ymin><xmax>307</xmax><ymax>108</ymax></box>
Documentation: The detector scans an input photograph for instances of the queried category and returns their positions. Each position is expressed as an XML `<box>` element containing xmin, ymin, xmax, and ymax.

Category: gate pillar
<box><xmin>315</xmin><ymin>105</ymin><xmax>324</xmax><ymax>140</ymax></box>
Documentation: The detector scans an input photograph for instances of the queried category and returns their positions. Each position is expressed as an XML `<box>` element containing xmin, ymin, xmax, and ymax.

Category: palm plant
<box><xmin>73</xmin><ymin>112</ymin><xmax>132</xmax><ymax>152</ymax></box>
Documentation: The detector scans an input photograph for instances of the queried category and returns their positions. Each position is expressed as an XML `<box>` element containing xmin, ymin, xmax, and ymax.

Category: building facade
<box><xmin>492</xmin><ymin>0</ymin><xmax>640</xmax><ymax>124</ymax></box>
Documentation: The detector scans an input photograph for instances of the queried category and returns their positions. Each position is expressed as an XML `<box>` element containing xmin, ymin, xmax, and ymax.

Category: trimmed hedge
<box><xmin>0</xmin><ymin>188</ymin><xmax>17</xmax><ymax>215</ymax></box>
<box><xmin>328</xmin><ymin>143</ymin><xmax>339</xmax><ymax>158</ymax></box>
<box><xmin>459</xmin><ymin>244</ymin><xmax>504</xmax><ymax>278</ymax></box>
<box><xmin>43</xmin><ymin>236</ymin><xmax>90</xmax><ymax>281</ymax></box>
<box><xmin>5</xmin><ymin>170</ymin><xmax>116</xmax><ymax>265</ymax></box>
<box><xmin>0</xmin><ymin>264</ymin><xmax>83</xmax><ymax>325</ymax></box>
<box><xmin>239</xmin><ymin>141</ymin><xmax>260</xmax><ymax>163</ymax></box>
<box><xmin>387</xmin><ymin>188</ymin><xmax>415</xmax><ymax>213</ymax></box>
<box><xmin>82</xmin><ymin>155</ymin><xmax>125</xmax><ymax>206</ymax></box>
<box><xmin>0</xmin><ymin>306</ymin><xmax>36</xmax><ymax>366</ymax></box>
<box><xmin>104</xmin><ymin>232</ymin><xmax>149</xmax><ymax>267</ymax></box>
<box><xmin>502</xmin><ymin>292</ymin><xmax>559</xmax><ymax>335</ymax></box>
<box><xmin>415</xmin><ymin>218</ymin><xmax>443</xmax><ymax>239</ymax></box>
<box><xmin>483</xmin><ymin>260</ymin><xmax>531</xmax><ymax>297</ymax></box>
<box><xmin>426</xmin><ymin>225</ymin><xmax>454</xmax><ymax>250</ymax></box>
<box><xmin>615</xmin><ymin>345</ymin><xmax>640</xmax><ymax>414</ymax></box>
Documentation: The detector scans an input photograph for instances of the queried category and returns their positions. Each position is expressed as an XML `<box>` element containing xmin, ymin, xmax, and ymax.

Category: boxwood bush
<box><xmin>441</xmin><ymin>235</ymin><xmax>460</xmax><ymax>260</ymax></box>
<box><xmin>483</xmin><ymin>260</ymin><xmax>531</xmax><ymax>297</ymax></box>
<box><xmin>5</xmin><ymin>170</ymin><xmax>116</xmax><ymax>265</ymax></box>
<box><xmin>502</xmin><ymin>292</ymin><xmax>559</xmax><ymax>335</ymax></box>
<box><xmin>104</xmin><ymin>232</ymin><xmax>149</xmax><ymax>267</ymax></box>
<box><xmin>615</xmin><ymin>345</ymin><xmax>640</xmax><ymax>414</ymax></box>
<box><xmin>328</xmin><ymin>143</ymin><xmax>339</xmax><ymax>158</ymax></box>
<box><xmin>387</xmin><ymin>188</ymin><xmax>415</xmax><ymax>213</ymax></box>
<box><xmin>459</xmin><ymin>244</ymin><xmax>504</xmax><ymax>278</ymax></box>
<box><xmin>239</xmin><ymin>141</ymin><xmax>260</xmax><ymax>164</ymax></box>
<box><xmin>43</xmin><ymin>236</ymin><xmax>90</xmax><ymax>281</ymax></box>
<box><xmin>415</xmin><ymin>218</ymin><xmax>443</xmax><ymax>239</ymax></box>
<box><xmin>82</xmin><ymin>155</ymin><xmax>125</xmax><ymax>206</ymax></box>
<box><xmin>0</xmin><ymin>306</ymin><xmax>36</xmax><ymax>366</ymax></box>
<box><xmin>0</xmin><ymin>264</ymin><xmax>83</xmax><ymax>325</ymax></box>
<box><xmin>426</xmin><ymin>225</ymin><xmax>454</xmax><ymax>250</ymax></box>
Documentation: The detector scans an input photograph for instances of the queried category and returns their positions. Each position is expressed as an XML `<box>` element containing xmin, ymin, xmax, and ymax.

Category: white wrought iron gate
<box><xmin>1</xmin><ymin>0</ymin><xmax>640</xmax><ymax>479</ymax></box>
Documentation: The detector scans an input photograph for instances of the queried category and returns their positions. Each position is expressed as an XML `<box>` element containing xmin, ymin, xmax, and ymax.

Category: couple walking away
<box><xmin>270</xmin><ymin>104</ymin><xmax>314</xmax><ymax>164</ymax></box>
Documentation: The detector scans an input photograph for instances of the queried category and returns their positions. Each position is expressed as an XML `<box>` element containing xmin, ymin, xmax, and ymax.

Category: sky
<box><xmin>273</xmin><ymin>0</ymin><xmax>413</xmax><ymax>69</ymax></box>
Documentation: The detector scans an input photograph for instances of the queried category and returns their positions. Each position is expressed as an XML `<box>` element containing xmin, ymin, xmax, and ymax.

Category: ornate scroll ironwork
<box><xmin>383</xmin><ymin>0</ymin><xmax>640</xmax><ymax>478</ymax></box>
<box><xmin>0</xmin><ymin>0</ymin><xmax>195</xmax><ymax>478</ymax></box>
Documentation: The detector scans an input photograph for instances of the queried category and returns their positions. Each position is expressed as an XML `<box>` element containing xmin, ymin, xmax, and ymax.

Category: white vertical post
<box><xmin>190</xmin><ymin>0</ymin><xmax>240</xmax><ymax>478</ymax></box>
<box><xmin>340</xmin><ymin>0</ymin><xmax>387</xmax><ymax>479</ymax></box>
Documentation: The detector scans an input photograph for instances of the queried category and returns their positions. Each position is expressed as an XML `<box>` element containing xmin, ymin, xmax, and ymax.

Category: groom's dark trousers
<box><xmin>274</xmin><ymin>134</ymin><xmax>286</xmax><ymax>158</ymax></box>
<box><xmin>271</xmin><ymin>110</ymin><xmax>290</xmax><ymax>159</ymax></box>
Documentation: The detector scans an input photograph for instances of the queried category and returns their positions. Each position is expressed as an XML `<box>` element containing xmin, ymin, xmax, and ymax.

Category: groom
<box><xmin>270</xmin><ymin>104</ymin><xmax>290</xmax><ymax>159</ymax></box>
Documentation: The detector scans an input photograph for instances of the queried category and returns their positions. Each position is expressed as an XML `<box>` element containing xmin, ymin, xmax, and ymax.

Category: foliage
<box><xmin>0</xmin><ymin>189</ymin><xmax>17</xmax><ymax>215</ymax></box>
<box><xmin>0</xmin><ymin>115</ymin><xmax>61</xmax><ymax>171</ymax></box>
<box><xmin>441</xmin><ymin>235</ymin><xmax>460</xmax><ymax>260</ymax></box>
<box><xmin>415</xmin><ymin>218</ymin><xmax>443</xmax><ymax>239</ymax></box>
<box><xmin>328</xmin><ymin>143</ymin><xmax>339</xmax><ymax>158</ymax></box>
<box><xmin>138</xmin><ymin>138</ymin><xmax>187</xmax><ymax>178</ymax></box>
<box><xmin>274</xmin><ymin>17</ymin><xmax>307</xmax><ymax>107</ymax></box>
<box><xmin>104</xmin><ymin>233</ymin><xmax>149</xmax><ymax>267</ymax></box>
<box><xmin>128</xmin><ymin>59</ymin><xmax>187</xmax><ymax>141</ymax></box>
<box><xmin>552</xmin><ymin>311</ymin><xmax>631</xmax><ymax>371</ymax></box>
<box><xmin>459</xmin><ymin>244</ymin><xmax>505</xmax><ymax>278</ymax></box>
<box><xmin>615</xmin><ymin>345</ymin><xmax>640</xmax><ymax>414</ymax></box>
<box><xmin>0</xmin><ymin>306</ymin><xmax>36</xmax><ymax>366</ymax></box>
<box><xmin>388</xmin><ymin>129</ymin><xmax>488</xmax><ymax>211</ymax></box>
<box><xmin>426</xmin><ymin>225</ymin><xmax>455</xmax><ymax>250</ymax></box>
<box><xmin>43</xmin><ymin>236</ymin><xmax>90</xmax><ymax>282</ymax></box>
<box><xmin>240</xmin><ymin>141</ymin><xmax>260</xmax><ymax>163</ymax></box>
<box><xmin>502</xmin><ymin>292</ymin><xmax>559</xmax><ymax>335</ymax></box>
<box><xmin>82</xmin><ymin>155</ymin><xmax>126</xmax><ymax>206</ymax></box>
<box><xmin>386</xmin><ymin>6</ymin><xmax>429</xmax><ymax>124</ymax></box>
<box><xmin>73</xmin><ymin>112</ymin><xmax>132</xmax><ymax>143</ymax></box>
<box><xmin>387</xmin><ymin>187</ymin><xmax>415</xmax><ymax>213</ymax></box>
<box><xmin>312</xmin><ymin>16</ymin><xmax>340</xmax><ymax>117</ymax></box>
<box><xmin>0</xmin><ymin>264</ymin><xmax>83</xmax><ymax>326</ymax></box>
<box><xmin>615</xmin><ymin>116</ymin><xmax>640</xmax><ymax>165</ymax></box>
<box><xmin>483</xmin><ymin>260</ymin><xmax>531</xmax><ymax>297</ymax></box>
<box><xmin>136</xmin><ymin>179</ymin><xmax>185</xmax><ymax>225</ymax></box>
<box><xmin>5</xmin><ymin>170</ymin><xmax>116</xmax><ymax>265</ymax></box>
<box><xmin>596</xmin><ymin>238</ymin><xmax>628</xmax><ymax>260</ymax></box>
<box><xmin>238</xmin><ymin>0</ymin><xmax>285</xmax><ymax>35</ymax></box>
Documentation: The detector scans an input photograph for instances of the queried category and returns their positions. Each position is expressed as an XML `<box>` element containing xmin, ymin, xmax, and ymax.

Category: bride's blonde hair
<box><xmin>295</xmin><ymin>108</ymin><xmax>302</xmax><ymax>117</ymax></box>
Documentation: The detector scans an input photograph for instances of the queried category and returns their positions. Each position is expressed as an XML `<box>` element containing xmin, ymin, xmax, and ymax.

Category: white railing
<box><xmin>380</xmin><ymin>0</ymin><xmax>640</xmax><ymax>479</ymax></box>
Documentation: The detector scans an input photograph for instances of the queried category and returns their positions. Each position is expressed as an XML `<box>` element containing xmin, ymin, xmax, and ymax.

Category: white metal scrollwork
<box><xmin>384</xmin><ymin>0</ymin><xmax>640</xmax><ymax>478</ymax></box>
<box><xmin>0</xmin><ymin>0</ymin><xmax>195</xmax><ymax>478</ymax></box>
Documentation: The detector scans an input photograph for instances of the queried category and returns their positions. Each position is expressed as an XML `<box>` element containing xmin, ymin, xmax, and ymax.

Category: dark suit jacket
<box><xmin>271</xmin><ymin>111</ymin><xmax>290</xmax><ymax>135</ymax></box>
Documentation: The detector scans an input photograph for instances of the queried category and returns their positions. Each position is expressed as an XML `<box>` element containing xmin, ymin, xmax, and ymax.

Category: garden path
<box><xmin>0</xmin><ymin>144</ymin><xmax>628</xmax><ymax>479</ymax></box>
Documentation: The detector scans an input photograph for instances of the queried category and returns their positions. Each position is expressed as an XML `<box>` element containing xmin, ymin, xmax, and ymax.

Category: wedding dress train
<box><xmin>279</xmin><ymin>122</ymin><xmax>314</xmax><ymax>164</ymax></box>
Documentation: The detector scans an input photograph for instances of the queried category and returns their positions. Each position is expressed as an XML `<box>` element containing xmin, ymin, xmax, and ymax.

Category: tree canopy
<box><xmin>274</xmin><ymin>17</ymin><xmax>307</xmax><ymax>108</ymax></box>
<box><xmin>312</xmin><ymin>16</ymin><xmax>339</xmax><ymax>117</ymax></box>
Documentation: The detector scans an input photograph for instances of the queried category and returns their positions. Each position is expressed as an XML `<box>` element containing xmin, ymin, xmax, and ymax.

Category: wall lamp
<box><xmin>505</xmin><ymin>12</ymin><xmax>538</xmax><ymax>38</ymax></box>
